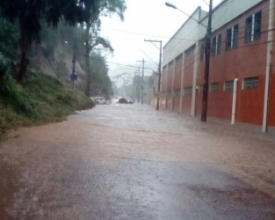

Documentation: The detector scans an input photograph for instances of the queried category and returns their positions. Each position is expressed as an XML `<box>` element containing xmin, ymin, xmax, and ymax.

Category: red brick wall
<box><xmin>162</xmin><ymin>1</ymin><xmax>275</xmax><ymax>128</ymax></box>
<box><xmin>269</xmin><ymin>73</ymin><xmax>275</xmax><ymax>127</ymax></box>
<box><xmin>173</xmin><ymin>97</ymin><xmax>181</xmax><ymax>112</ymax></box>
<box><xmin>182</xmin><ymin>96</ymin><xmax>192</xmax><ymax>113</ymax></box>
<box><xmin>196</xmin><ymin>1</ymin><xmax>269</xmax><ymax>125</ymax></box>
<box><xmin>174</xmin><ymin>61</ymin><xmax>183</xmax><ymax>89</ymax></box>
<box><xmin>167</xmin><ymin>97</ymin><xmax>172</xmax><ymax>110</ymax></box>
<box><xmin>160</xmin><ymin>97</ymin><xmax>165</xmax><ymax>109</ymax></box>
<box><xmin>167</xmin><ymin>64</ymin><xmax>173</xmax><ymax>91</ymax></box>
<box><xmin>160</xmin><ymin>70</ymin><xmax>167</xmax><ymax>92</ymax></box>
<box><xmin>268</xmin><ymin>14</ymin><xmax>275</xmax><ymax>127</ymax></box>
<box><xmin>196</xmin><ymin>92</ymin><xmax>202</xmax><ymax>116</ymax></box>
<box><xmin>179</xmin><ymin>55</ymin><xmax>194</xmax><ymax>113</ymax></box>
<box><xmin>183</xmin><ymin>56</ymin><xmax>194</xmax><ymax>87</ymax></box>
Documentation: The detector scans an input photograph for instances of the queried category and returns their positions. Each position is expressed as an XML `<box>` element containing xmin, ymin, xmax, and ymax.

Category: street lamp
<box><xmin>165</xmin><ymin>2</ymin><xmax>207</xmax><ymax>28</ymax></box>
<box><xmin>165</xmin><ymin>1</ymin><xmax>213</xmax><ymax>122</ymax></box>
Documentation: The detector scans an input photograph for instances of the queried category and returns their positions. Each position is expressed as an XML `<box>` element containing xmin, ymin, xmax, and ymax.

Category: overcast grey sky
<box><xmin>99</xmin><ymin>0</ymin><xmax>223</xmax><ymax>86</ymax></box>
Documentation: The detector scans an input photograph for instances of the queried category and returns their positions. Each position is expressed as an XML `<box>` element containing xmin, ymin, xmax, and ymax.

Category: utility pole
<box><xmin>201</xmin><ymin>0</ymin><xmax>213</xmax><ymax>122</ymax></box>
<box><xmin>137</xmin><ymin>68</ymin><xmax>141</xmax><ymax>103</ymax></box>
<box><xmin>137</xmin><ymin>59</ymin><xmax>145</xmax><ymax>104</ymax></box>
<box><xmin>144</xmin><ymin>39</ymin><xmax>162</xmax><ymax>110</ymax></box>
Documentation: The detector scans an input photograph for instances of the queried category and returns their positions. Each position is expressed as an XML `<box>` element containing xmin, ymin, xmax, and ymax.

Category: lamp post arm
<box><xmin>165</xmin><ymin>2</ymin><xmax>207</xmax><ymax>28</ymax></box>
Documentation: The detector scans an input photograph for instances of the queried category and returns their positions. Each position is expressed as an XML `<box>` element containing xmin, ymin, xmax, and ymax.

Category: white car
<box><xmin>96</xmin><ymin>97</ymin><xmax>106</xmax><ymax>104</ymax></box>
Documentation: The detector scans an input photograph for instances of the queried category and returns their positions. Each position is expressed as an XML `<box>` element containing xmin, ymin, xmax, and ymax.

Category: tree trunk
<box><xmin>16</xmin><ymin>22</ymin><xmax>32</xmax><ymax>83</ymax></box>
<box><xmin>85</xmin><ymin>22</ymin><xmax>91</xmax><ymax>97</ymax></box>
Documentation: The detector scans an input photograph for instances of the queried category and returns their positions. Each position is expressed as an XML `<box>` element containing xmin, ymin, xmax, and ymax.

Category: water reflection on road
<box><xmin>1</xmin><ymin>103</ymin><xmax>275</xmax><ymax>219</ymax></box>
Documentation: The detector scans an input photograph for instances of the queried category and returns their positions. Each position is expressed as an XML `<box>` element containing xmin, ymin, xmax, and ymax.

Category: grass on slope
<box><xmin>0</xmin><ymin>70</ymin><xmax>94</xmax><ymax>135</ymax></box>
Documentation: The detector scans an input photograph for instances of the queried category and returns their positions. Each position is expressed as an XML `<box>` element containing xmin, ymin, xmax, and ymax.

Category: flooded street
<box><xmin>1</xmin><ymin>103</ymin><xmax>275</xmax><ymax>219</ymax></box>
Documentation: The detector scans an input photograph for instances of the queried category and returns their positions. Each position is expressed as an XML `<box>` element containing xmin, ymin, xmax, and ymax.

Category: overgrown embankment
<box><xmin>0</xmin><ymin>70</ymin><xmax>94</xmax><ymax>136</ymax></box>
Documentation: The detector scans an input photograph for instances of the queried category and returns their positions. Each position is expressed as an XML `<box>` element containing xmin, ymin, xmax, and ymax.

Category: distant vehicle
<box><xmin>127</xmin><ymin>99</ymin><xmax>134</xmax><ymax>104</ymax></box>
<box><xmin>97</xmin><ymin>97</ymin><xmax>106</xmax><ymax>104</ymax></box>
<box><xmin>91</xmin><ymin>97</ymin><xmax>106</xmax><ymax>104</ymax></box>
<box><xmin>90</xmin><ymin>97</ymin><xmax>98</xmax><ymax>104</ymax></box>
<box><xmin>116</xmin><ymin>97</ymin><xmax>129</xmax><ymax>104</ymax></box>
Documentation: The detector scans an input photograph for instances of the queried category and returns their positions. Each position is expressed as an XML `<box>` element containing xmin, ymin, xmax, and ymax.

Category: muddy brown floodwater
<box><xmin>0</xmin><ymin>103</ymin><xmax>275</xmax><ymax>219</ymax></box>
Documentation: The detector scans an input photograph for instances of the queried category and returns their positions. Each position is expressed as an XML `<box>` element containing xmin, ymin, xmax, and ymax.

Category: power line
<box><xmin>139</xmin><ymin>49</ymin><xmax>158</xmax><ymax>66</ymax></box>
<box><xmin>90</xmin><ymin>55</ymin><xmax>153</xmax><ymax>70</ymax></box>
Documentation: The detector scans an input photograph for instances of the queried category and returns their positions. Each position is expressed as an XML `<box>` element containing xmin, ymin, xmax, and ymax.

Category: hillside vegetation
<box><xmin>0</xmin><ymin>0</ymin><xmax>126</xmax><ymax>135</ymax></box>
<box><xmin>0</xmin><ymin>68</ymin><xmax>94</xmax><ymax>135</ymax></box>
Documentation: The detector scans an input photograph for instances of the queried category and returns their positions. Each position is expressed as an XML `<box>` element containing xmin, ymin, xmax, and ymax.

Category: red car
<box><xmin>117</xmin><ymin>98</ymin><xmax>128</xmax><ymax>104</ymax></box>
<box><xmin>116</xmin><ymin>98</ymin><xmax>134</xmax><ymax>104</ymax></box>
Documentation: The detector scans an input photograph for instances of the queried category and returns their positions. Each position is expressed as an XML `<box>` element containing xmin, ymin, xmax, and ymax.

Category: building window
<box><xmin>166</xmin><ymin>90</ymin><xmax>173</xmax><ymax>97</ymax></box>
<box><xmin>245</xmin><ymin>11</ymin><xmax>262</xmax><ymax>43</ymax></box>
<box><xmin>168</xmin><ymin>60</ymin><xmax>173</xmax><ymax>69</ymax></box>
<box><xmin>200</xmin><ymin>43</ymin><xmax>205</xmax><ymax>61</ymax></box>
<box><xmin>212</xmin><ymin>35</ymin><xmax>221</xmax><ymax>56</ymax></box>
<box><xmin>224</xmin><ymin>80</ymin><xmax>234</xmax><ymax>91</ymax></box>
<box><xmin>243</xmin><ymin>77</ymin><xmax>258</xmax><ymax>89</ymax></box>
<box><xmin>210</xmin><ymin>83</ymin><xmax>219</xmax><ymax>92</ymax></box>
<box><xmin>175</xmin><ymin>54</ymin><xmax>183</xmax><ymax>64</ymax></box>
<box><xmin>185</xmin><ymin>45</ymin><xmax>195</xmax><ymax>59</ymax></box>
<box><xmin>226</xmin><ymin>25</ymin><xmax>238</xmax><ymax>50</ymax></box>
<box><xmin>184</xmin><ymin>87</ymin><xmax>193</xmax><ymax>95</ymax></box>
<box><xmin>174</xmin><ymin>89</ymin><xmax>181</xmax><ymax>96</ymax></box>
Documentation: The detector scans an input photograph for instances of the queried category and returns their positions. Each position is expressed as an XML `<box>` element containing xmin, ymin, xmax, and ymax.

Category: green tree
<box><xmin>90</xmin><ymin>53</ymin><xmax>113</xmax><ymax>95</ymax></box>
<box><xmin>0</xmin><ymin>17</ymin><xmax>18</xmax><ymax>61</ymax></box>
<box><xmin>85</xmin><ymin>36</ymin><xmax>113</xmax><ymax>95</ymax></box>
<box><xmin>82</xmin><ymin>0</ymin><xmax>126</xmax><ymax>96</ymax></box>
<box><xmin>0</xmin><ymin>0</ymin><xmax>87</xmax><ymax>82</ymax></box>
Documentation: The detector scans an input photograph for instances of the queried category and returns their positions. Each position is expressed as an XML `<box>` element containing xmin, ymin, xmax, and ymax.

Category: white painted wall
<box><xmin>163</xmin><ymin>0</ymin><xmax>263</xmax><ymax>66</ymax></box>
<box><xmin>163</xmin><ymin>7</ymin><xmax>207</xmax><ymax>66</ymax></box>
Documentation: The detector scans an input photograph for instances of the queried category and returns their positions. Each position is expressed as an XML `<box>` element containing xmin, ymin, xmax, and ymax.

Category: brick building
<box><xmin>161</xmin><ymin>0</ymin><xmax>275</xmax><ymax>132</ymax></box>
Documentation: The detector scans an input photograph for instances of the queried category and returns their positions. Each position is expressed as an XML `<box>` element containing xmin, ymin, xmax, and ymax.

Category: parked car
<box><xmin>97</xmin><ymin>97</ymin><xmax>106</xmax><ymax>104</ymax></box>
<box><xmin>127</xmin><ymin>99</ymin><xmax>134</xmax><ymax>104</ymax></box>
<box><xmin>90</xmin><ymin>97</ymin><xmax>98</xmax><ymax>104</ymax></box>
<box><xmin>116</xmin><ymin>97</ymin><xmax>129</xmax><ymax>104</ymax></box>
<box><xmin>91</xmin><ymin>96</ymin><xmax>106</xmax><ymax>104</ymax></box>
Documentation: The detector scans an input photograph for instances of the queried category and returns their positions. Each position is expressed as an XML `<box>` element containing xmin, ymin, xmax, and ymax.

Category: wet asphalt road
<box><xmin>1</xmin><ymin>103</ymin><xmax>275</xmax><ymax>219</ymax></box>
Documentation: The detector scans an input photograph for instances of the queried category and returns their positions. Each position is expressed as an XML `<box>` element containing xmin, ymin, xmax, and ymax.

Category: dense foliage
<box><xmin>0</xmin><ymin>0</ymin><xmax>87</xmax><ymax>82</ymax></box>
<box><xmin>0</xmin><ymin>69</ymin><xmax>94</xmax><ymax>135</ymax></box>
<box><xmin>0</xmin><ymin>0</ymin><xmax>126</xmax><ymax>134</ymax></box>
<box><xmin>0</xmin><ymin>18</ymin><xmax>18</xmax><ymax>60</ymax></box>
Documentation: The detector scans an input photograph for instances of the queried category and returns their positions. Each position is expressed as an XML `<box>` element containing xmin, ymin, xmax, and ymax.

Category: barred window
<box><xmin>184</xmin><ymin>87</ymin><xmax>193</xmax><ymax>95</ymax></box>
<box><xmin>212</xmin><ymin>35</ymin><xmax>222</xmax><ymax>56</ymax></box>
<box><xmin>245</xmin><ymin>11</ymin><xmax>262</xmax><ymax>43</ymax></box>
<box><xmin>243</xmin><ymin>77</ymin><xmax>258</xmax><ymax>89</ymax></box>
<box><xmin>174</xmin><ymin>89</ymin><xmax>181</xmax><ymax>96</ymax></box>
<box><xmin>167</xmin><ymin>90</ymin><xmax>173</xmax><ymax>97</ymax></box>
<box><xmin>224</xmin><ymin>80</ymin><xmax>234</xmax><ymax>91</ymax></box>
<box><xmin>210</xmin><ymin>83</ymin><xmax>219</xmax><ymax>92</ymax></box>
<box><xmin>226</xmin><ymin>25</ymin><xmax>238</xmax><ymax>50</ymax></box>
